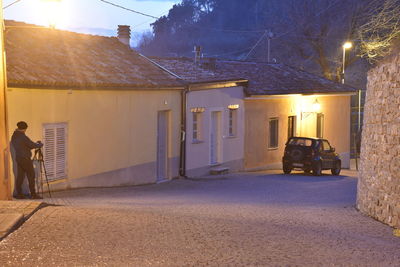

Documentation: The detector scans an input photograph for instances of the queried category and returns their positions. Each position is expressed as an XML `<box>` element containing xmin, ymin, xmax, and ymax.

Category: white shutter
<box><xmin>44</xmin><ymin>128</ymin><xmax>56</xmax><ymax>178</ymax></box>
<box><xmin>43</xmin><ymin>123</ymin><xmax>67</xmax><ymax>180</ymax></box>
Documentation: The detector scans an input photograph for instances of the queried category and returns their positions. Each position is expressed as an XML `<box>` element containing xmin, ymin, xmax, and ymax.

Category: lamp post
<box><xmin>342</xmin><ymin>42</ymin><xmax>352</xmax><ymax>84</ymax></box>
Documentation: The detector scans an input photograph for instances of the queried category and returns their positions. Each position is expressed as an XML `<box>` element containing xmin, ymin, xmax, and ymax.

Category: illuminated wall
<box><xmin>244</xmin><ymin>94</ymin><xmax>352</xmax><ymax>170</ymax></box>
<box><xmin>6</xmin><ymin>87</ymin><xmax>181</xmax><ymax>191</ymax></box>
<box><xmin>186</xmin><ymin>86</ymin><xmax>245</xmax><ymax>176</ymax></box>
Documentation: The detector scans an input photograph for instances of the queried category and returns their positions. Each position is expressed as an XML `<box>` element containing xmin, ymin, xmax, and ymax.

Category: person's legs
<box><xmin>16</xmin><ymin>157</ymin><xmax>39</xmax><ymax>198</ymax></box>
<box><xmin>25</xmin><ymin>160</ymin><xmax>37</xmax><ymax>196</ymax></box>
<box><xmin>15</xmin><ymin>158</ymin><xmax>26</xmax><ymax>196</ymax></box>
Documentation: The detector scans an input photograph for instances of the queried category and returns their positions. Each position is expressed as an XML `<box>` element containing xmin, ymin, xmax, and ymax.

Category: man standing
<box><xmin>11</xmin><ymin>121</ymin><xmax>43</xmax><ymax>199</ymax></box>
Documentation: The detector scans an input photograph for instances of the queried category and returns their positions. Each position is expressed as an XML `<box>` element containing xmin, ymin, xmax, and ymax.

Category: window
<box><xmin>228</xmin><ymin>108</ymin><xmax>238</xmax><ymax>137</ymax></box>
<box><xmin>269</xmin><ymin>118</ymin><xmax>279</xmax><ymax>149</ymax></box>
<box><xmin>287</xmin><ymin>116</ymin><xmax>296</xmax><ymax>139</ymax></box>
<box><xmin>322</xmin><ymin>140</ymin><xmax>331</xmax><ymax>151</ymax></box>
<box><xmin>43</xmin><ymin>123</ymin><xmax>67</xmax><ymax>181</ymax></box>
<box><xmin>288</xmin><ymin>138</ymin><xmax>312</xmax><ymax>147</ymax></box>
<box><xmin>317</xmin><ymin>113</ymin><xmax>324</xmax><ymax>138</ymax></box>
<box><xmin>191</xmin><ymin>109</ymin><xmax>204</xmax><ymax>142</ymax></box>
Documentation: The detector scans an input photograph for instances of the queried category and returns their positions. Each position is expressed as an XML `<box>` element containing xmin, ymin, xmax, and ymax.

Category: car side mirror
<box><xmin>331</xmin><ymin>147</ymin><xmax>335</xmax><ymax>152</ymax></box>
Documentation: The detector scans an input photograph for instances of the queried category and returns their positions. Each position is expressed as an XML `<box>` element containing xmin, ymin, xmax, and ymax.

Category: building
<box><xmin>151</xmin><ymin>57</ymin><xmax>356</xmax><ymax>173</ymax></box>
<box><xmin>5</xmin><ymin>21</ymin><xmax>184</xmax><ymax>192</ymax></box>
<box><xmin>151</xmin><ymin>57</ymin><xmax>247</xmax><ymax>176</ymax></box>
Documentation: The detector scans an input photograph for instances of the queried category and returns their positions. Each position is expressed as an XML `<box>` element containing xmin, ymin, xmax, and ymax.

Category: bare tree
<box><xmin>273</xmin><ymin>0</ymin><xmax>366</xmax><ymax>81</ymax></box>
<box><xmin>358</xmin><ymin>0</ymin><xmax>400</xmax><ymax>61</ymax></box>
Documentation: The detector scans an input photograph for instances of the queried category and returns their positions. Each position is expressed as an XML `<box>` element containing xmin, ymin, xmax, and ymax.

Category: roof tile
<box><xmin>5</xmin><ymin>21</ymin><xmax>183</xmax><ymax>89</ymax></box>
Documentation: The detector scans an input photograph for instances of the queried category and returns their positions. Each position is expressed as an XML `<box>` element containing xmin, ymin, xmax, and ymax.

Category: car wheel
<box><xmin>313</xmin><ymin>161</ymin><xmax>322</xmax><ymax>176</ymax></box>
<box><xmin>290</xmin><ymin>149</ymin><xmax>304</xmax><ymax>161</ymax></box>
<box><xmin>283</xmin><ymin>164</ymin><xmax>292</xmax><ymax>174</ymax></box>
<box><xmin>331</xmin><ymin>161</ymin><xmax>341</xmax><ymax>175</ymax></box>
<box><xmin>304</xmin><ymin>168</ymin><xmax>311</xmax><ymax>174</ymax></box>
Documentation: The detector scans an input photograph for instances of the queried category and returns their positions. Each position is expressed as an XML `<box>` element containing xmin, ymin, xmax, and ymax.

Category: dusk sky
<box><xmin>3</xmin><ymin>0</ymin><xmax>180</xmax><ymax>44</ymax></box>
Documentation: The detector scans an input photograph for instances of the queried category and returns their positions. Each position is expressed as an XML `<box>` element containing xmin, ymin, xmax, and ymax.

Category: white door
<box><xmin>157</xmin><ymin>111</ymin><xmax>169</xmax><ymax>181</ymax></box>
<box><xmin>210</xmin><ymin>111</ymin><xmax>221</xmax><ymax>164</ymax></box>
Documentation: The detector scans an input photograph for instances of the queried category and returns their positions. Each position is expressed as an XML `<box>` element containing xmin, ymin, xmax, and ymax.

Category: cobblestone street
<box><xmin>1</xmin><ymin>171</ymin><xmax>399</xmax><ymax>266</ymax></box>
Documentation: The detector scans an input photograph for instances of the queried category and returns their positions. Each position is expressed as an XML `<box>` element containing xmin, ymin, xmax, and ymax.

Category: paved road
<box><xmin>0</xmin><ymin>170</ymin><xmax>399</xmax><ymax>266</ymax></box>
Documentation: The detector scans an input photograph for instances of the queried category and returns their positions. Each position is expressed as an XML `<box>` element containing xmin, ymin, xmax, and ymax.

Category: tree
<box><xmin>139</xmin><ymin>0</ymin><xmax>376</xmax><ymax>83</ymax></box>
<box><xmin>357</xmin><ymin>0</ymin><xmax>400</xmax><ymax>61</ymax></box>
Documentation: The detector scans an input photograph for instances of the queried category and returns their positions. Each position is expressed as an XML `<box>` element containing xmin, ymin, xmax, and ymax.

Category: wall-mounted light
<box><xmin>190</xmin><ymin>107</ymin><xmax>205</xmax><ymax>113</ymax></box>
<box><xmin>301</xmin><ymin>98</ymin><xmax>321</xmax><ymax>120</ymax></box>
<box><xmin>312</xmin><ymin>99</ymin><xmax>321</xmax><ymax>112</ymax></box>
<box><xmin>228</xmin><ymin>104</ymin><xmax>239</xmax><ymax>110</ymax></box>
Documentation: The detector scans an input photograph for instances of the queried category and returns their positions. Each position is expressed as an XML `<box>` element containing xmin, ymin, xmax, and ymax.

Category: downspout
<box><xmin>179</xmin><ymin>85</ymin><xmax>189</xmax><ymax>177</ymax></box>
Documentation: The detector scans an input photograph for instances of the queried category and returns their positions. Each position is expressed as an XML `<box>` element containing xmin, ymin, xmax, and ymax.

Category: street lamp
<box><xmin>342</xmin><ymin>42</ymin><xmax>352</xmax><ymax>84</ymax></box>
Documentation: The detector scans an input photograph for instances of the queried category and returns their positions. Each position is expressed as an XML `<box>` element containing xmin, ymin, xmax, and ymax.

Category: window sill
<box><xmin>209</xmin><ymin>162</ymin><xmax>221</xmax><ymax>167</ymax></box>
<box><xmin>226</xmin><ymin>135</ymin><xmax>237</xmax><ymax>139</ymax></box>
<box><xmin>268</xmin><ymin>147</ymin><xmax>279</xmax><ymax>151</ymax></box>
<box><xmin>192</xmin><ymin>140</ymin><xmax>204</xmax><ymax>144</ymax></box>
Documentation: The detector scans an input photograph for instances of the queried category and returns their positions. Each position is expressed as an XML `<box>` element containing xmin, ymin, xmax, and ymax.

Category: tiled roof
<box><xmin>150</xmin><ymin>57</ymin><xmax>241</xmax><ymax>83</ymax></box>
<box><xmin>5</xmin><ymin>21</ymin><xmax>183</xmax><ymax>89</ymax></box>
<box><xmin>151</xmin><ymin>57</ymin><xmax>356</xmax><ymax>95</ymax></box>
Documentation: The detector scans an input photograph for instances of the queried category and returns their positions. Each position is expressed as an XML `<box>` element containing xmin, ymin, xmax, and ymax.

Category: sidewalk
<box><xmin>0</xmin><ymin>200</ymin><xmax>45</xmax><ymax>240</ymax></box>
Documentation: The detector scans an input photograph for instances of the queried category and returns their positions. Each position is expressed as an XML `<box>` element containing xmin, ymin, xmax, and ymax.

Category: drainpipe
<box><xmin>179</xmin><ymin>85</ymin><xmax>189</xmax><ymax>177</ymax></box>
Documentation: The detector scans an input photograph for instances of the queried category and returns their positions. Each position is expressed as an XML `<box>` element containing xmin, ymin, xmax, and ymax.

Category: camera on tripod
<box><xmin>33</xmin><ymin>144</ymin><xmax>52</xmax><ymax>198</ymax></box>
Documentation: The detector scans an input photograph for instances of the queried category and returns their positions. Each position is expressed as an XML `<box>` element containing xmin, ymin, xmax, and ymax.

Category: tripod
<box><xmin>33</xmin><ymin>148</ymin><xmax>52</xmax><ymax>198</ymax></box>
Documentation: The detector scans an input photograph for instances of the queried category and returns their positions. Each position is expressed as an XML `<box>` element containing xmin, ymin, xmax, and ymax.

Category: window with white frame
<box><xmin>43</xmin><ymin>123</ymin><xmax>67</xmax><ymax>181</ymax></box>
<box><xmin>228</xmin><ymin>106</ymin><xmax>238</xmax><ymax>137</ymax></box>
<box><xmin>269</xmin><ymin>118</ymin><xmax>279</xmax><ymax>149</ymax></box>
<box><xmin>191</xmin><ymin>107</ymin><xmax>204</xmax><ymax>142</ymax></box>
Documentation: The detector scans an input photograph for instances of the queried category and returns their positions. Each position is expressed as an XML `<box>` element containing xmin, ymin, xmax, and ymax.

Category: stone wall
<box><xmin>357</xmin><ymin>52</ymin><xmax>400</xmax><ymax>229</ymax></box>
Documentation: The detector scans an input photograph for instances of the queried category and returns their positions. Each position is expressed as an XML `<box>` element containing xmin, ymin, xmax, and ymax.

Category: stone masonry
<box><xmin>357</xmin><ymin>51</ymin><xmax>400</xmax><ymax>229</ymax></box>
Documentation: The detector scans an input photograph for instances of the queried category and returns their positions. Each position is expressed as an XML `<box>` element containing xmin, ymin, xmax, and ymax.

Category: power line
<box><xmin>205</xmin><ymin>46</ymin><xmax>255</xmax><ymax>58</ymax></box>
<box><xmin>243</xmin><ymin>31</ymin><xmax>267</xmax><ymax>60</ymax></box>
<box><xmin>99</xmin><ymin>0</ymin><xmax>158</xmax><ymax>19</ymax></box>
<box><xmin>3</xmin><ymin>0</ymin><xmax>22</xmax><ymax>9</ymax></box>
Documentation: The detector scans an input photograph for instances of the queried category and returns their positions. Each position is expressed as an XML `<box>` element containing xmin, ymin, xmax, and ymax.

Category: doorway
<box><xmin>210</xmin><ymin>111</ymin><xmax>221</xmax><ymax>165</ymax></box>
<box><xmin>157</xmin><ymin>111</ymin><xmax>169</xmax><ymax>182</ymax></box>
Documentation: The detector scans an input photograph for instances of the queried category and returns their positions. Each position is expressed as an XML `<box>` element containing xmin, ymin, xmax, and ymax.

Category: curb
<box><xmin>0</xmin><ymin>201</ymin><xmax>47</xmax><ymax>241</ymax></box>
<box><xmin>0</xmin><ymin>213</ymin><xmax>24</xmax><ymax>240</ymax></box>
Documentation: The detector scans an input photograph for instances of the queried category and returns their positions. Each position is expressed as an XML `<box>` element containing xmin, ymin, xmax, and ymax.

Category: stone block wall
<box><xmin>357</xmin><ymin>52</ymin><xmax>400</xmax><ymax>229</ymax></box>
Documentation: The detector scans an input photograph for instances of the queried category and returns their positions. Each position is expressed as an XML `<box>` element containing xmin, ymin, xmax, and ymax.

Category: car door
<box><xmin>321</xmin><ymin>140</ymin><xmax>334</xmax><ymax>168</ymax></box>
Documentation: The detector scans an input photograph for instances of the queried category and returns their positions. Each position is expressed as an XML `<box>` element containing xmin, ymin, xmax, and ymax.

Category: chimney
<box><xmin>117</xmin><ymin>25</ymin><xmax>131</xmax><ymax>47</ymax></box>
<box><xmin>193</xmin><ymin>45</ymin><xmax>202</xmax><ymax>64</ymax></box>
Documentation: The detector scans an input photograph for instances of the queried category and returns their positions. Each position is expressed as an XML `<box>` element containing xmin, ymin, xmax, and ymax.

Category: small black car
<box><xmin>282</xmin><ymin>137</ymin><xmax>341</xmax><ymax>176</ymax></box>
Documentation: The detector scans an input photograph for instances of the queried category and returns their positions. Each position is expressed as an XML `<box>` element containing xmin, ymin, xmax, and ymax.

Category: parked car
<box><xmin>282</xmin><ymin>137</ymin><xmax>341</xmax><ymax>176</ymax></box>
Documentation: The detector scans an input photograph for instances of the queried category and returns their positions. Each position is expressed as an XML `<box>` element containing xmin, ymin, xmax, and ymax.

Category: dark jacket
<box><xmin>11</xmin><ymin>130</ymin><xmax>43</xmax><ymax>159</ymax></box>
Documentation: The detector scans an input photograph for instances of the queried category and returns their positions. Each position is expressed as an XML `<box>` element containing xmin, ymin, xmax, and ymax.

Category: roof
<box><xmin>150</xmin><ymin>57</ymin><xmax>242</xmax><ymax>83</ymax></box>
<box><xmin>5</xmin><ymin>21</ymin><xmax>183</xmax><ymax>89</ymax></box>
<box><xmin>151</xmin><ymin>57</ymin><xmax>356</xmax><ymax>95</ymax></box>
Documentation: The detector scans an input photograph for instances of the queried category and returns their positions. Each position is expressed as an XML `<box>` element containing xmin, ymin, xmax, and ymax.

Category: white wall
<box><xmin>186</xmin><ymin>86</ymin><xmax>244</xmax><ymax>176</ymax></box>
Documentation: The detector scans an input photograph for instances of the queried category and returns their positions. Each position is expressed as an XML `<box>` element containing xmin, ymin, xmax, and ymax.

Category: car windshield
<box><xmin>288</xmin><ymin>138</ymin><xmax>313</xmax><ymax>147</ymax></box>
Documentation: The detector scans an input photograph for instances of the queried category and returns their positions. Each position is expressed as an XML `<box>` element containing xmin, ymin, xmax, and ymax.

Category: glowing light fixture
<box><xmin>343</xmin><ymin>42</ymin><xmax>353</xmax><ymax>49</ymax></box>
<box><xmin>228</xmin><ymin>104</ymin><xmax>239</xmax><ymax>110</ymax></box>
<box><xmin>342</xmin><ymin>41</ymin><xmax>353</xmax><ymax>84</ymax></box>
<box><xmin>312</xmin><ymin>99</ymin><xmax>321</xmax><ymax>112</ymax></box>
<box><xmin>40</xmin><ymin>0</ymin><xmax>63</xmax><ymax>28</ymax></box>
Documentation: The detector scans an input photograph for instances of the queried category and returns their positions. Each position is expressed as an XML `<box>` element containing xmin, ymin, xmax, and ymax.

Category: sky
<box><xmin>3</xmin><ymin>0</ymin><xmax>181</xmax><ymax>45</ymax></box>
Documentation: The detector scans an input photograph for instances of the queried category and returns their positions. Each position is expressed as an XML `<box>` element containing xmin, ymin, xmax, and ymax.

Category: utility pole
<box><xmin>0</xmin><ymin>0</ymin><xmax>11</xmax><ymax>200</ymax></box>
<box><xmin>266</xmin><ymin>30</ymin><xmax>274</xmax><ymax>63</ymax></box>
